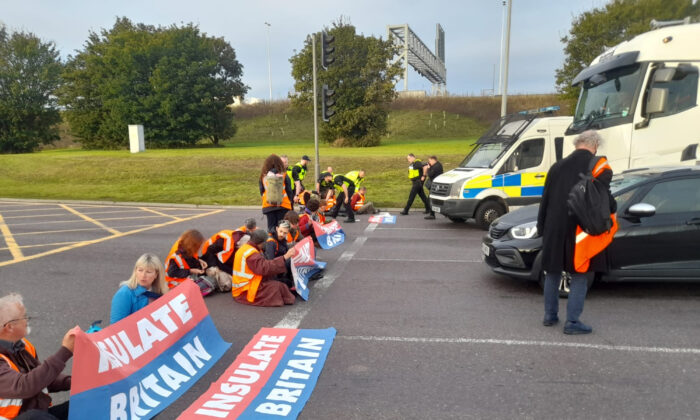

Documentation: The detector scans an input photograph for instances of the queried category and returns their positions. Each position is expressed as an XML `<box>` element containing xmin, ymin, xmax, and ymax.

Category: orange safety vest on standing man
<box><xmin>231</xmin><ymin>243</ymin><xmax>263</xmax><ymax>303</ymax></box>
<box><xmin>0</xmin><ymin>339</ymin><xmax>48</xmax><ymax>419</ymax></box>
<box><xmin>573</xmin><ymin>157</ymin><xmax>619</xmax><ymax>273</ymax></box>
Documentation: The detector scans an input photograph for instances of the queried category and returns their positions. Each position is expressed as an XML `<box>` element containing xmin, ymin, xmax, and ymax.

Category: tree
<box><xmin>59</xmin><ymin>18</ymin><xmax>247</xmax><ymax>149</ymax></box>
<box><xmin>289</xmin><ymin>20</ymin><xmax>402</xmax><ymax>147</ymax></box>
<box><xmin>555</xmin><ymin>0</ymin><xmax>700</xmax><ymax>108</ymax></box>
<box><xmin>0</xmin><ymin>25</ymin><xmax>63</xmax><ymax>153</ymax></box>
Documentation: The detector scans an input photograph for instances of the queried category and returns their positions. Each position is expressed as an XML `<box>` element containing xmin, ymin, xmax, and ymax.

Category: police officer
<box><xmin>423</xmin><ymin>156</ymin><xmax>443</xmax><ymax>220</ymax></box>
<box><xmin>329</xmin><ymin>173</ymin><xmax>356</xmax><ymax>223</ymax></box>
<box><xmin>344</xmin><ymin>170</ymin><xmax>365</xmax><ymax>190</ymax></box>
<box><xmin>288</xmin><ymin>155</ymin><xmax>311</xmax><ymax>200</ymax></box>
<box><xmin>400</xmin><ymin>153</ymin><xmax>430</xmax><ymax>215</ymax></box>
<box><xmin>316</xmin><ymin>169</ymin><xmax>335</xmax><ymax>201</ymax></box>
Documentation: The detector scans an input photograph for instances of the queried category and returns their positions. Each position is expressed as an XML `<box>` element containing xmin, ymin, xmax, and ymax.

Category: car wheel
<box><xmin>538</xmin><ymin>271</ymin><xmax>596</xmax><ymax>299</ymax></box>
<box><xmin>474</xmin><ymin>201</ymin><xmax>505</xmax><ymax>230</ymax></box>
<box><xmin>448</xmin><ymin>216</ymin><xmax>465</xmax><ymax>223</ymax></box>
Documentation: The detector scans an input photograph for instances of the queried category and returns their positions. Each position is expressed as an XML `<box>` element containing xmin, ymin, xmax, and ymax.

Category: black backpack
<box><xmin>567</xmin><ymin>156</ymin><xmax>613</xmax><ymax>235</ymax></box>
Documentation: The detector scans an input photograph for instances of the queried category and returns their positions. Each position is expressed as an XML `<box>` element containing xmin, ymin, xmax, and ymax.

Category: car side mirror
<box><xmin>627</xmin><ymin>203</ymin><xmax>656</xmax><ymax>218</ymax></box>
<box><xmin>653</xmin><ymin>67</ymin><xmax>676</xmax><ymax>83</ymax></box>
<box><xmin>646</xmin><ymin>88</ymin><xmax>668</xmax><ymax>114</ymax></box>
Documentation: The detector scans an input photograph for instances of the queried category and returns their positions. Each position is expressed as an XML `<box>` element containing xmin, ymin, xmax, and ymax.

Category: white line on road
<box><xmin>339</xmin><ymin>335</ymin><xmax>700</xmax><ymax>355</ymax></box>
<box><xmin>275</xmin><ymin>223</ymin><xmax>377</xmax><ymax>329</ymax></box>
<box><xmin>353</xmin><ymin>257</ymin><xmax>481</xmax><ymax>263</ymax></box>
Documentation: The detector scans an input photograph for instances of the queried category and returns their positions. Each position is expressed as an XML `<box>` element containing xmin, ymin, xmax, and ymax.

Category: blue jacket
<box><xmin>110</xmin><ymin>285</ymin><xmax>151</xmax><ymax>324</ymax></box>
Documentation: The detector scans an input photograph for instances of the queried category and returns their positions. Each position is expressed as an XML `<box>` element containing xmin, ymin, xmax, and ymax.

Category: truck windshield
<box><xmin>459</xmin><ymin>143</ymin><xmax>508</xmax><ymax>168</ymax></box>
<box><xmin>572</xmin><ymin>64</ymin><xmax>642</xmax><ymax>129</ymax></box>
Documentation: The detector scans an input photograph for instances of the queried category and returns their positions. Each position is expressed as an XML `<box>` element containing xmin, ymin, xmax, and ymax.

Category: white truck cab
<box><xmin>429</xmin><ymin>109</ymin><xmax>572</xmax><ymax>229</ymax></box>
<box><xmin>564</xmin><ymin>21</ymin><xmax>700</xmax><ymax>170</ymax></box>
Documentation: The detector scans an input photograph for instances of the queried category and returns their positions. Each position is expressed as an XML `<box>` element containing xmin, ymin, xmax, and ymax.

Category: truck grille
<box><xmin>489</xmin><ymin>225</ymin><xmax>508</xmax><ymax>239</ymax></box>
<box><xmin>431</xmin><ymin>182</ymin><xmax>450</xmax><ymax>197</ymax></box>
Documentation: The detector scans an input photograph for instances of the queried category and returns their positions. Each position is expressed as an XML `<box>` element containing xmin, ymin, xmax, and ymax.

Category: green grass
<box><xmin>1</xmin><ymin>138</ymin><xmax>476</xmax><ymax>207</ymax></box>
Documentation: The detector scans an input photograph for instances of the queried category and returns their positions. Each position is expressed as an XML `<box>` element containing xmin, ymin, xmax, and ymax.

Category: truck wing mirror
<box><xmin>653</xmin><ymin>68</ymin><xmax>676</xmax><ymax>83</ymax></box>
<box><xmin>646</xmin><ymin>87</ymin><xmax>668</xmax><ymax>114</ymax></box>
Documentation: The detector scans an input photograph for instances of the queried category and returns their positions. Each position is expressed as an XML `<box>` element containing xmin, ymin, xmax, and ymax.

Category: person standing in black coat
<box><xmin>536</xmin><ymin>130</ymin><xmax>616</xmax><ymax>335</ymax></box>
<box><xmin>400</xmin><ymin>153</ymin><xmax>431</xmax><ymax>215</ymax></box>
<box><xmin>423</xmin><ymin>155</ymin><xmax>443</xmax><ymax>220</ymax></box>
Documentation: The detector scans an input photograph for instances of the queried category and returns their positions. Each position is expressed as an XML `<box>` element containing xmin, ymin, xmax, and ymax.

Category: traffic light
<box><xmin>321</xmin><ymin>31</ymin><xmax>335</xmax><ymax>70</ymax></box>
<box><xmin>322</xmin><ymin>84</ymin><xmax>335</xmax><ymax>122</ymax></box>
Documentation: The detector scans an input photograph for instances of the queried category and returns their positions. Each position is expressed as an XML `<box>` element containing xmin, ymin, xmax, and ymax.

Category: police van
<box><xmin>429</xmin><ymin>108</ymin><xmax>572</xmax><ymax>230</ymax></box>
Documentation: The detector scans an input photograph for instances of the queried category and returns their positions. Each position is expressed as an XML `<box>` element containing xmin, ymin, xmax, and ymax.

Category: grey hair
<box><xmin>244</xmin><ymin>217</ymin><xmax>257</xmax><ymax>230</ymax></box>
<box><xmin>250</xmin><ymin>229</ymin><xmax>270</xmax><ymax>245</ymax></box>
<box><xmin>573</xmin><ymin>130</ymin><xmax>602</xmax><ymax>149</ymax></box>
<box><xmin>0</xmin><ymin>293</ymin><xmax>24</xmax><ymax>326</ymax></box>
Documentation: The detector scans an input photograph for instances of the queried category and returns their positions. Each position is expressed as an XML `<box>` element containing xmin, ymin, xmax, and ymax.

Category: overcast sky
<box><xmin>3</xmin><ymin>0</ymin><xmax>610</xmax><ymax>100</ymax></box>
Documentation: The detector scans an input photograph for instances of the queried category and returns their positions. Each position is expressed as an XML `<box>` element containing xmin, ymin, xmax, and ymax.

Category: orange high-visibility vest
<box><xmin>573</xmin><ymin>156</ymin><xmax>617</xmax><ymax>273</ymax></box>
<box><xmin>0</xmin><ymin>339</ymin><xmax>47</xmax><ymax>420</ymax></box>
<box><xmin>353</xmin><ymin>193</ymin><xmax>366</xmax><ymax>211</ymax></box>
<box><xmin>262</xmin><ymin>177</ymin><xmax>292</xmax><ymax>210</ymax></box>
<box><xmin>324</xmin><ymin>196</ymin><xmax>336</xmax><ymax>212</ymax></box>
<box><xmin>200</xmin><ymin>230</ymin><xmax>235</xmax><ymax>264</ymax></box>
<box><xmin>232</xmin><ymin>243</ymin><xmax>263</xmax><ymax>303</ymax></box>
<box><xmin>286</xmin><ymin>229</ymin><xmax>300</xmax><ymax>243</ymax></box>
<box><xmin>165</xmin><ymin>240</ymin><xmax>192</xmax><ymax>289</ymax></box>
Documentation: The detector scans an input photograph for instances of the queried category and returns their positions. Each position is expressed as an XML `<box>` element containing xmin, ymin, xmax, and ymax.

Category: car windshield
<box><xmin>459</xmin><ymin>143</ymin><xmax>508</xmax><ymax>168</ymax></box>
<box><xmin>572</xmin><ymin>64</ymin><xmax>642</xmax><ymax>129</ymax></box>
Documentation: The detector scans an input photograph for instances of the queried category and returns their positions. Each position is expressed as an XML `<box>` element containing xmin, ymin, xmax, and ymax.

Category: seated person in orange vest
<box><xmin>201</xmin><ymin>218</ymin><xmax>258</xmax><ymax>292</ymax></box>
<box><xmin>165</xmin><ymin>229</ymin><xmax>210</xmax><ymax>289</ymax></box>
<box><xmin>0</xmin><ymin>293</ymin><xmax>79</xmax><ymax>420</ymax></box>
<box><xmin>283</xmin><ymin>211</ymin><xmax>301</xmax><ymax>246</ymax></box>
<box><xmin>298</xmin><ymin>195</ymin><xmax>326</xmax><ymax>245</ymax></box>
<box><xmin>323</xmin><ymin>190</ymin><xmax>336</xmax><ymax>214</ymax></box>
<box><xmin>232</xmin><ymin>230</ymin><xmax>297</xmax><ymax>307</ymax></box>
<box><xmin>351</xmin><ymin>186</ymin><xmax>378</xmax><ymax>214</ymax></box>
<box><xmin>264</xmin><ymin>220</ymin><xmax>294</xmax><ymax>289</ymax></box>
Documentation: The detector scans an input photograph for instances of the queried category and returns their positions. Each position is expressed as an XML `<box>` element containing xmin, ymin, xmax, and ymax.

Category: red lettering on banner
<box><xmin>178</xmin><ymin>328</ymin><xmax>298</xmax><ymax>419</ymax></box>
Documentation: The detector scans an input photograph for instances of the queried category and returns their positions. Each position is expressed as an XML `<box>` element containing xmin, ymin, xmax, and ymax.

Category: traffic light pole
<box><xmin>312</xmin><ymin>34</ymin><xmax>320</xmax><ymax>183</ymax></box>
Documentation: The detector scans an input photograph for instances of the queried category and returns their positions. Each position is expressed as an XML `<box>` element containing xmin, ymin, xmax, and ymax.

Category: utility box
<box><xmin>129</xmin><ymin>125</ymin><xmax>145</xmax><ymax>153</ymax></box>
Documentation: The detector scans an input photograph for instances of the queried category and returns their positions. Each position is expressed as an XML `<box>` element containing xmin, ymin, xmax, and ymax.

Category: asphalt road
<box><xmin>1</xmin><ymin>199</ymin><xmax>700</xmax><ymax>419</ymax></box>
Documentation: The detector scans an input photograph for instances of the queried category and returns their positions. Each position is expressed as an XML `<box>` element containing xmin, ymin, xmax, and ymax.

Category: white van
<box><xmin>564</xmin><ymin>21</ymin><xmax>700</xmax><ymax>170</ymax></box>
<box><xmin>429</xmin><ymin>110</ymin><xmax>572</xmax><ymax>229</ymax></box>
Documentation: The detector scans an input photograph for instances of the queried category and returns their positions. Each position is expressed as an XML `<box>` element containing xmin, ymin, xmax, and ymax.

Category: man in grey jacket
<box><xmin>0</xmin><ymin>293</ymin><xmax>78</xmax><ymax>420</ymax></box>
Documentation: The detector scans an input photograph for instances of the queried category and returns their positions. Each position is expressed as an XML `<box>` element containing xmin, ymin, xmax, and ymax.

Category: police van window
<box><xmin>501</xmin><ymin>138</ymin><xmax>545</xmax><ymax>173</ymax></box>
<box><xmin>554</xmin><ymin>137</ymin><xmax>563</xmax><ymax>161</ymax></box>
<box><xmin>654</xmin><ymin>66</ymin><xmax>698</xmax><ymax>118</ymax></box>
<box><xmin>640</xmin><ymin>177</ymin><xmax>700</xmax><ymax>214</ymax></box>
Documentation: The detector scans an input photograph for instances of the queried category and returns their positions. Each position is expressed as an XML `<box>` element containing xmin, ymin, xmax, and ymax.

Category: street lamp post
<box><xmin>264</xmin><ymin>22</ymin><xmax>272</xmax><ymax>103</ymax></box>
<box><xmin>500</xmin><ymin>0</ymin><xmax>512</xmax><ymax>117</ymax></box>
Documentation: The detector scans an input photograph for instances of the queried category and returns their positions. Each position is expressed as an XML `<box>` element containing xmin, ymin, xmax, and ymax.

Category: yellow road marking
<box><xmin>2</xmin><ymin>212</ymin><xmax>71</xmax><ymax>220</ymax></box>
<box><xmin>0</xmin><ymin>241</ymin><xmax>79</xmax><ymax>251</ymax></box>
<box><xmin>0</xmin><ymin>209</ymin><xmax>225</xmax><ymax>268</ymax></box>
<box><xmin>139</xmin><ymin>206</ymin><xmax>182</xmax><ymax>221</ymax></box>
<box><xmin>0</xmin><ymin>214</ymin><xmax>24</xmax><ymax>260</ymax></box>
<box><xmin>11</xmin><ymin>225</ymin><xmax>153</xmax><ymax>237</ymax></box>
<box><xmin>59</xmin><ymin>204</ymin><xmax>121</xmax><ymax>235</ymax></box>
<box><xmin>9</xmin><ymin>218</ymin><xmax>109</xmax><ymax>227</ymax></box>
<box><xmin>0</xmin><ymin>207</ymin><xmax>61</xmax><ymax>213</ymax></box>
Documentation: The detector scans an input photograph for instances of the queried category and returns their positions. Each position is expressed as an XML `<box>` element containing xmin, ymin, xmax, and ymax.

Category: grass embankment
<box><xmin>6</xmin><ymin>95</ymin><xmax>564</xmax><ymax>206</ymax></box>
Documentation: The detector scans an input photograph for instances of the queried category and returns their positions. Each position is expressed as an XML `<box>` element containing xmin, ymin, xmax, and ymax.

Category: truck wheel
<box><xmin>474</xmin><ymin>201</ymin><xmax>505</xmax><ymax>230</ymax></box>
<box><xmin>448</xmin><ymin>216</ymin><xmax>465</xmax><ymax>223</ymax></box>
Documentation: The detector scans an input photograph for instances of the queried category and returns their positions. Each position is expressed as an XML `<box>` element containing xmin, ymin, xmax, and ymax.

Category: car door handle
<box><xmin>687</xmin><ymin>218</ymin><xmax>700</xmax><ymax>226</ymax></box>
<box><xmin>534</xmin><ymin>174</ymin><xmax>545</xmax><ymax>179</ymax></box>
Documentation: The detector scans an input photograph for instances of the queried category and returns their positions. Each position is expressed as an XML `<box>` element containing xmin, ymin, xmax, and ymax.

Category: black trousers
<box><xmin>404</xmin><ymin>179</ymin><xmax>430</xmax><ymax>212</ymax></box>
<box><xmin>16</xmin><ymin>401</ymin><xmax>69</xmax><ymax>420</ymax></box>
<box><xmin>264</xmin><ymin>208</ymin><xmax>288</xmax><ymax>232</ymax></box>
<box><xmin>330</xmin><ymin>185</ymin><xmax>355</xmax><ymax>220</ymax></box>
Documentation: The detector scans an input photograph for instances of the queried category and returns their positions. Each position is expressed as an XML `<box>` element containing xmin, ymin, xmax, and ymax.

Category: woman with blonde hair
<box><xmin>110</xmin><ymin>253</ymin><xmax>168</xmax><ymax>324</ymax></box>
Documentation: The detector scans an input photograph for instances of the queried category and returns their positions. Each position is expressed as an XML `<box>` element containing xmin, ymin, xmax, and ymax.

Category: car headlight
<box><xmin>509</xmin><ymin>221</ymin><xmax>538</xmax><ymax>239</ymax></box>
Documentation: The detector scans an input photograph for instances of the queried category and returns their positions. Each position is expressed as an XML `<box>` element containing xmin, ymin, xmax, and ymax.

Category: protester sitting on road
<box><xmin>351</xmin><ymin>186</ymin><xmax>378</xmax><ymax>214</ymax></box>
<box><xmin>260</xmin><ymin>154</ymin><xmax>294</xmax><ymax>232</ymax></box>
<box><xmin>165</xmin><ymin>229</ymin><xmax>210</xmax><ymax>289</ymax></box>
<box><xmin>110</xmin><ymin>253</ymin><xmax>168</xmax><ymax>324</ymax></box>
<box><xmin>298</xmin><ymin>195</ymin><xmax>326</xmax><ymax>246</ymax></box>
<box><xmin>283</xmin><ymin>211</ymin><xmax>301</xmax><ymax>246</ymax></box>
<box><xmin>0</xmin><ymin>293</ymin><xmax>78</xmax><ymax>420</ymax></box>
<box><xmin>264</xmin><ymin>220</ymin><xmax>294</xmax><ymax>289</ymax></box>
<box><xmin>232</xmin><ymin>229</ymin><xmax>297</xmax><ymax>307</ymax></box>
<box><xmin>200</xmin><ymin>218</ymin><xmax>258</xmax><ymax>292</ymax></box>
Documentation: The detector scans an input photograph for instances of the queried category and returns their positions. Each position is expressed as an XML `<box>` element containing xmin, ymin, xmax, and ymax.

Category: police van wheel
<box><xmin>474</xmin><ymin>201</ymin><xmax>505</xmax><ymax>230</ymax></box>
<box><xmin>448</xmin><ymin>216</ymin><xmax>465</xmax><ymax>223</ymax></box>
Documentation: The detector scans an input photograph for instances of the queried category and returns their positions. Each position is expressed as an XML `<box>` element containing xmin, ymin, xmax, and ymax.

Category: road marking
<box><xmin>10</xmin><ymin>225</ymin><xmax>153</xmax><ymax>237</ymax></box>
<box><xmin>59</xmin><ymin>204</ymin><xmax>121</xmax><ymax>235</ymax></box>
<box><xmin>139</xmin><ymin>206</ymin><xmax>182</xmax><ymax>221</ymax></box>
<box><xmin>377</xmin><ymin>227</ymin><xmax>469</xmax><ymax>231</ymax></box>
<box><xmin>0</xmin><ymin>209</ymin><xmax>224</xmax><ymax>268</ymax></box>
<box><xmin>275</xmin><ymin>222</ymin><xmax>377</xmax><ymax>329</ymax></box>
<box><xmin>2</xmin><ymin>212</ymin><xmax>74</xmax><ymax>220</ymax></box>
<box><xmin>0</xmin><ymin>214</ymin><xmax>23</xmax><ymax>259</ymax></box>
<box><xmin>353</xmin><ymin>257</ymin><xmax>481</xmax><ymax>263</ymax></box>
<box><xmin>0</xmin><ymin>241</ymin><xmax>80</xmax><ymax>251</ymax></box>
<box><xmin>338</xmin><ymin>335</ymin><xmax>700</xmax><ymax>355</ymax></box>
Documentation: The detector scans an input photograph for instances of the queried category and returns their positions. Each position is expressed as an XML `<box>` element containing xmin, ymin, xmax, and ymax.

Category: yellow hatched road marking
<box><xmin>11</xmin><ymin>225</ymin><xmax>153</xmax><ymax>237</ymax></box>
<box><xmin>0</xmin><ymin>209</ymin><xmax>225</xmax><ymax>268</ymax></box>
<box><xmin>0</xmin><ymin>241</ymin><xmax>79</xmax><ymax>251</ymax></box>
<box><xmin>59</xmin><ymin>204</ymin><xmax>121</xmax><ymax>235</ymax></box>
<box><xmin>139</xmin><ymin>206</ymin><xmax>182</xmax><ymax>221</ymax></box>
<box><xmin>0</xmin><ymin>214</ymin><xmax>23</xmax><ymax>259</ymax></box>
<box><xmin>2</xmin><ymin>212</ymin><xmax>71</xmax><ymax>220</ymax></box>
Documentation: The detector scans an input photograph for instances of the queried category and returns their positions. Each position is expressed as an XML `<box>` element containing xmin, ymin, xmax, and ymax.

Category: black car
<box><xmin>482</xmin><ymin>165</ymin><xmax>700</xmax><ymax>293</ymax></box>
